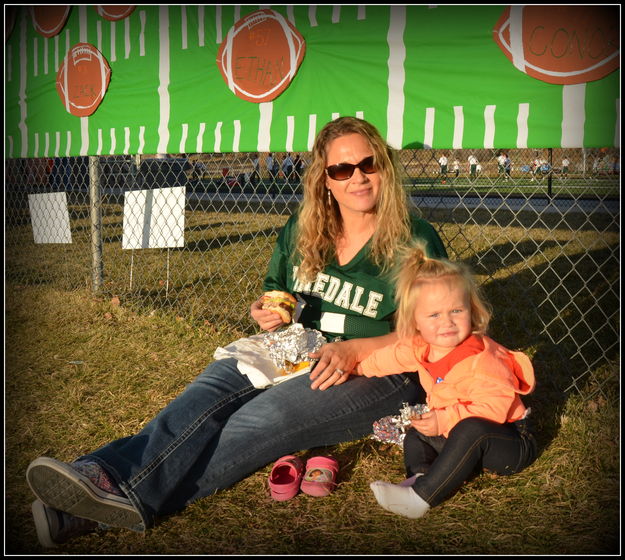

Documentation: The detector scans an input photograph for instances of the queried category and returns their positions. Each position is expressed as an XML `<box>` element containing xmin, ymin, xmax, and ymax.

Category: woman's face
<box><xmin>325</xmin><ymin>133</ymin><xmax>381</xmax><ymax>218</ymax></box>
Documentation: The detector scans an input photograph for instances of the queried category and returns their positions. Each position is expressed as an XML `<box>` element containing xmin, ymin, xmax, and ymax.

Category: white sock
<box><xmin>370</xmin><ymin>480</ymin><xmax>430</xmax><ymax>519</ymax></box>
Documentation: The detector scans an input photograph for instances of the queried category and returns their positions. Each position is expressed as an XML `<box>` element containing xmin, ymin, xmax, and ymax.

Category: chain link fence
<box><xmin>5</xmin><ymin>147</ymin><xmax>619</xmax><ymax>402</ymax></box>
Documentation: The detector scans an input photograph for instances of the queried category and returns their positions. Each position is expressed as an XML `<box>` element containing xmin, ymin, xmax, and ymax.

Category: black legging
<box><xmin>404</xmin><ymin>416</ymin><xmax>537</xmax><ymax>507</ymax></box>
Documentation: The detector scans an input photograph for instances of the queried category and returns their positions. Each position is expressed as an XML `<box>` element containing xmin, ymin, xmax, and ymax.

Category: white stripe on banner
<box><xmin>19</xmin><ymin>12</ymin><xmax>28</xmax><ymax>157</ymax></box>
<box><xmin>309</xmin><ymin>6</ymin><xmax>318</xmax><ymax>27</ymax></box>
<box><xmin>216</xmin><ymin>6</ymin><xmax>222</xmax><ymax>44</ymax></box>
<box><xmin>44</xmin><ymin>132</ymin><xmax>50</xmax><ymax>157</ymax></box>
<box><xmin>81</xmin><ymin>118</ymin><xmax>89</xmax><ymax>156</ymax></box>
<box><xmin>43</xmin><ymin>38</ymin><xmax>48</xmax><ymax>74</ymax></box>
<box><xmin>308</xmin><ymin>114</ymin><xmax>317</xmax><ymax>151</ymax></box>
<box><xmin>561</xmin><ymin>84</ymin><xmax>586</xmax><ymax>148</ymax></box>
<box><xmin>257</xmin><ymin>102</ymin><xmax>272</xmax><ymax>152</ymax></box>
<box><xmin>233</xmin><ymin>120</ymin><xmax>241</xmax><ymax>152</ymax></box>
<box><xmin>125</xmin><ymin>16</ymin><xmax>131</xmax><ymax>58</ymax></box>
<box><xmin>110</xmin><ymin>20</ymin><xmax>116</xmax><ymax>62</ymax></box>
<box><xmin>484</xmin><ymin>105</ymin><xmax>496</xmax><ymax>149</ymax></box>
<box><xmin>386</xmin><ymin>5</ymin><xmax>406</xmax><ymax>149</ymax></box>
<box><xmin>97</xmin><ymin>129</ymin><xmax>103</xmax><ymax>155</ymax></box>
<box><xmin>54</xmin><ymin>131</ymin><xmax>60</xmax><ymax>157</ymax></box>
<box><xmin>286</xmin><ymin>116</ymin><xmax>295</xmax><ymax>153</ymax></box>
<box><xmin>180</xmin><ymin>6</ymin><xmax>188</xmax><ymax>50</ymax></box>
<box><xmin>110</xmin><ymin>128</ymin><xmax>116</xmax><ymax>155</ymax></box>
<box><xmin>214</xmin><ymin>121</ymin><xmax>222</xmax><ymax>152</ymax></box>
<box><xmin>139</xmin><ymin>10</ymin><xmax>146</xmax><ymax>56</ymax></box>
<box><xmin>8</xmin><ymin>136</ymin><xmax>14</xmax><ymax>159</ymax></box>
<box><xmin>34</xmin><ymin>133</ymin><xmax>39</xmax><ymax>158</ymax></box>
<box><xmin>453</xmin><ymin>106</ymin><xmax>464</xmax><ymax>149</ymax></box>
<box><xmin>197</xmin><ymin>122</ymin><xmax>205</xmax><ymax>152</ymax></box>
<box><xmin>66</xmin><ymin>130</ymin><xmax>71</xmax><ymax>157</ymax></box>
<box><xmin>332</xmin><ymin>6</ymin><xmax>341</xmax><ymax>23</ymax></box>
<box><xmin>357</xmin><ymin>6</ymin><xmax>366</xmax><ymax>20</ymax></box>
<box><xmin>424</xmin><ymin>107</ymin><xmax>435</xmax><ymax>149</ymax></box>
<box><xmin>124</xmin><ymin>126</ymin><xmax>131</xmax><ymax>154</ymax></box>
<box><xmin>287</xmin><ymin>5</ymin><xmax>295</xmax><ymax>25</ymax></box>
<box><xmin>79</xmin><ymin>5</ymin><xmax>87</xmax><ymax>42</ymax></box>
<box><xmin>138</xmin><ymin>126</ymin><xmax>145</xmax><ymax>154</ymax></box>
<box><xmin>180</xmin><ymin>123</ymin><xmax>188</xmax><ymax>153</ymax></box>
<box><xmin>97</xmin><ymin>20</ymin><xmax>102</xmax><ymax>52</ymax></box>
<box><xmin>509</xmin><ymin>6</ymin><xmax>525</xmax><ymax>74</ymax></box>
<box><xmin>157</xmin><ymin>6</ymin><xmax>171</xmax><ymax>154</ymax></box>
<box><xmin>198</xmin><ymin>6</ymin><xmax>205</xmax><ymax>47</ymax></box>
<box><xmin>516</xmin><ymin>103</ymin><xmax>529</xmax><ymax>148</ymax></box>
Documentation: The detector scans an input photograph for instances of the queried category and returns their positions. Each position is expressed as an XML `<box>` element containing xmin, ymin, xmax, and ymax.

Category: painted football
<box><xmin>216</xmin><ymin>8</ymin><xmax>306</xmax><ymax>103</ymax></box>
<box><xmin>94</xmin><ymin>6</ymin><xmax>136</xmax><ymax>22</ymax></box>
<box><xmin>492</xmin><ymin>5</ymin><xmax>619</xmax><ymax>85</ymax></box>
<box><xmin>30</xmin><ymin>5</ymin><xmax>71</xmax><ymax>38</ymax></box>
<box><xmin>56</xmin><ymin>42</ymin><xmax>111</xmax><ymax>117</ymax></box>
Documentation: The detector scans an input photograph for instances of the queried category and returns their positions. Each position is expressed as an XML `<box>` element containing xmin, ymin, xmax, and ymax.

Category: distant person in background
<box><xmin>452</xmin><ymin>159</ymin><xmax>460</xmax><ymax>180</ymax></box>
<box><xmin>293</xmin><ymin>154</ymin><xmax>305</xmax><ymax>182</ymax></box>
<box><xmin>266</xmin><ymin>153</ymin><xmax>279</xmax><ymax>181</ymax></box>
<box><xmin>561</xmin><ymin>157</ymin><xmax>570</xmax><ymax>180</ymax></box>
<box><xmin>467</xmin><ymin>155</ymin><xmax>478</xmax><ymax>181</ymax></box>
<box><xmin>251</xmin><ymin>153</ymin><xmax>260</xmax><ymax>186</ymax></box>
<box><xmin>438</xmin><ymin>154</ymin><xmax>448</xmax><ymax>184</ymax></box>
<box><xmin>282</xmin><ymin>153</ymin><xmax>294</xmax><ymax>183</ymax></box>
<box><xmin>503</xmin><ymin>154</ymin><xmax>512</xmax><ymax>181</ymax></box>
<box><xmin>497</xmin><ymin>153</ymin><xmax>506</xmax><ymax>179</ymax></box>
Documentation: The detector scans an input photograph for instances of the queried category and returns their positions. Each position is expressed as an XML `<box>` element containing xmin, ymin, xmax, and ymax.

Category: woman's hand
<box><xmin>308</xmin><ymin>339</ymin><xmax>361</xmax><ymax>391</ymax></box>
<box><xmin>250</xmin><ymin>297</ymin><xmax>286</xmax><ymax>332</ymax></box>
<box><xmin>410</xmin><ymin>411</ymin><xmax>439</xmax><ymax>437</ymax></box>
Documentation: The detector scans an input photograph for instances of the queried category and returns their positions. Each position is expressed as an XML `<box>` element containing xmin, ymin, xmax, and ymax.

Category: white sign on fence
<box><xmin>28</xmin><ymin>192</ymin><xmax>72</xmax><ymax>244</ymax></box>
<box><xmin>122</xmin><ymin>186</ymin><xmax>186</xmax><ymax>249</ymax></box>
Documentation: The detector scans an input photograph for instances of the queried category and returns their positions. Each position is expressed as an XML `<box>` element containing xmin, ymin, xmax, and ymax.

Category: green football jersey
<box><xmin>263</xmin><ymin>213</ymin><xmax>447</xmax><ymax>341</ymax></box>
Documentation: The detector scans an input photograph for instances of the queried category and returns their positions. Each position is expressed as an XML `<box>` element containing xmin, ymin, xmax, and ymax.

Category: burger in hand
<box><xmin>260</xmin><ymin>290</ymin><xmax>297</xmax><ymax>324</ymax></box>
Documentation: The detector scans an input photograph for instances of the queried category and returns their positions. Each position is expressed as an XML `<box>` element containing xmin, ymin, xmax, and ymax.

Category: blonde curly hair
<box><xmin>394</xmin><ymin>241</ymin><xmax>492</xmax><ymax>340</ymax></box>
<box><xmin>295</xmin><ymin>117</ymin><xmax>411</xmax><ymax>282</ymax></box>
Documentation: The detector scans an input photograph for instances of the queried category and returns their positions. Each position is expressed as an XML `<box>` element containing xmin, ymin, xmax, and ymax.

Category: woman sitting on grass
<box><xmin>353</xmin><ymin>242</ymin><xmax>537</xmax><ymax>518</ymax></box>
<box><xmin>26</xmin><ymin>116</ymin><xmax>447</xmax><ymax>547</ymax></box>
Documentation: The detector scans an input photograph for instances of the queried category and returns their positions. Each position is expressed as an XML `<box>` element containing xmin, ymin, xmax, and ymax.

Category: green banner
<box><xmin>5</xmin><ymin>5</ymin><xmax>619</xmax><ymax>157</ymax></box>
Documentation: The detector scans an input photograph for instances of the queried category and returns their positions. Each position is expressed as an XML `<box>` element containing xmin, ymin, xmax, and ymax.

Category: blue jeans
<box><xmin>82</xmin><ymin>358</ymin><xmax>423</xmax><ymax>529</ymax></box>
<box><xmin>404</xmin><ymin>416</ymin><xmax>537</xmax><ymax>507</ymax></box>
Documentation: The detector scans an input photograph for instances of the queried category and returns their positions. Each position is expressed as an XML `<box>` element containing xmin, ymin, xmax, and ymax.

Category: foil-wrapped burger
<box><xmin>261</xmin><ymin>323</ymin><xmax>326</xmax><ymax>379</ymax></box>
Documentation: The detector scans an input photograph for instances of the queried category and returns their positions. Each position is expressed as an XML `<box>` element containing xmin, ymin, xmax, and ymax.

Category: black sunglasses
<box><xmin>325</xmin><ymin>155</ymin><xmax>377</xmax><ymax>181</ymax></box>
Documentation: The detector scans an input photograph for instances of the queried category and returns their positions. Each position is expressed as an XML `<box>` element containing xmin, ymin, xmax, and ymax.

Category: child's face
<box><xmin>414</xmin><ymin>279</ymin><xmax>472</xmax><ymax>359</ymax></box>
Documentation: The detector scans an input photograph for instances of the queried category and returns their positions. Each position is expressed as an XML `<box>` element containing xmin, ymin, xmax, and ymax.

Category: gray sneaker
<box><xmin>32</xmin><ymin>499</ymin><xmax>98</xmax><ymax>548</ymax></box>
<box><xmin>26</xmin><ymin>457</ymin><xmax>143</xmax><ymax>531</ymax></box>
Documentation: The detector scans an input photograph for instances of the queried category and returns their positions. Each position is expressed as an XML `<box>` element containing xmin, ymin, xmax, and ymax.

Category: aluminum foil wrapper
<box><xmin>371</xmin><ymin>402</ymin><xmax>430</xmax><ymax>446</ymax></box>
<box><xmin>261</xmin><ymin>323</ymin><xmax>326</xmax><ymax>378</ymax></box>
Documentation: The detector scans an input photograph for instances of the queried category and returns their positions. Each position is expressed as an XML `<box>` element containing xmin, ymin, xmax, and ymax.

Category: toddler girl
<box><xmin>354</xmin><ymin>243</ymin><xmax>537</xmax><ymax>518</ymax></box>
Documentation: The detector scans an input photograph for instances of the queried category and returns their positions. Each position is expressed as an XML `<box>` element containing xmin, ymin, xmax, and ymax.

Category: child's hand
<box><xmin>250</xmin><ymin>297</ymin><xmax>285</xmax><ymax>331</ymax></box>
<box><xmin>410</xmin><ymin>411</ymin><xmax>439</xmax><ymax>437</ymax></box>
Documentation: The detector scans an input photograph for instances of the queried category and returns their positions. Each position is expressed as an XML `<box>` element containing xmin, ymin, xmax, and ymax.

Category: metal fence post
<box><xmin>89</xmin><ymin>155</ymin><xmax>104</xmax><ymax>293</ymax></box>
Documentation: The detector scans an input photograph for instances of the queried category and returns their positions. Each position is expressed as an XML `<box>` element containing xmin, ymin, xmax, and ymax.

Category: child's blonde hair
<box><xmin>394</xmin><ymin>242</ymin><xmax>492</xmax><ymax>340</ymax></box>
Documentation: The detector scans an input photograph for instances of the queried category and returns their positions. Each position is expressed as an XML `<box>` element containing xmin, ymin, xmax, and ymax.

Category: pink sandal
<box><xmin>268</xmin><ymin>455</ymin><xmax>304</xmax><ymax>501</ymax></box>
<box><xmin>300</xmin><ymin>456</ymin><xmax>339</xmax><ymax>497</ymax></box>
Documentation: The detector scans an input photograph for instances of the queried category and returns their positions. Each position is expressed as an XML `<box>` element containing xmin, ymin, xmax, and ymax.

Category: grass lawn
<box><xmin>4</xmin><ymin>206</ymin><xmax>620</xmax><ymax>555</ymax></box>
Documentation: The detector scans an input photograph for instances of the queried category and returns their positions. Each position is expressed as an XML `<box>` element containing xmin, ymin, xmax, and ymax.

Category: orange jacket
<box><xmin>356</xmin><ymin>334</ymin><xmax>535</xmax><ymax>438</ymax></box>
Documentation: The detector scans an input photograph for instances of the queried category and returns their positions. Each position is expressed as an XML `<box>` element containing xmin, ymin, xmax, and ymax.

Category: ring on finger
<box><xmin>334</xmin><ymin>368</ymin><xmax>344</xmax><ymax>376</ymax></box>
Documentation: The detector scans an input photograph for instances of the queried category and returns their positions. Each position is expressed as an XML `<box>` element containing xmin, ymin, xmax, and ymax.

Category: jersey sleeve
<box><xmin>262</xmin><ymin>215</ymin><xmax>296</xmax><ymax>293</ymax></box>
